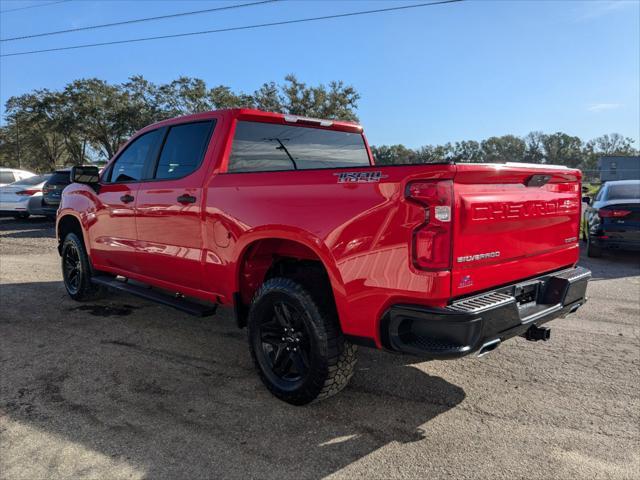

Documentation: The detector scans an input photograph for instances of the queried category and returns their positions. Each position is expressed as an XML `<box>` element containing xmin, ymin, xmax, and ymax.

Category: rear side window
<box><xmin>108</xmin><ymin>129</ymin><xmax>162</xmax><ymax>183</ymax></box>
<box><xmin>154</xmin><ymin>121</ymin><xmax>214</xmax><ymax>180</ymax></box>
<box><xmin>0</xmin><ymin>171</ymin><xmax>15</xmax><ymax>184</ymax></box>
<box><xmin>227</xmin><ymin>121</ymin><xmax>370</xmax><ymax>172</ymax></box>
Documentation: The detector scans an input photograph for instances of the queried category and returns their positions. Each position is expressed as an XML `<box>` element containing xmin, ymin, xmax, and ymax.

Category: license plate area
<box><xmin>514</xmin><ymin>281</ymin><xmax>541</xmax><ymax>309</ymax></box>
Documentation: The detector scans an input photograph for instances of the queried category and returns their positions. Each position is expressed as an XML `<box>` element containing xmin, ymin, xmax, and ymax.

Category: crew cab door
<box><xmin>91</xmin><ymin>129</ymin><xmax>163</xmax><ymax>273</ymax></box>
<box><xmin>134</xmin><ymin>119</ymin><xmax>216</xmax><ymax>291</ymax></box>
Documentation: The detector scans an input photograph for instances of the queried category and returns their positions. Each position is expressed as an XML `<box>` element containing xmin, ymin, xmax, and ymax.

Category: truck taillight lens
<box><xmin>406</xmin><ymin>180</ymin><xmax>453</xmax><ymax>271</ymax></box>
<box><xmin>598</xmin><ymin>208</ymin><xmax>631</xmax><ymax>218</ymax></box>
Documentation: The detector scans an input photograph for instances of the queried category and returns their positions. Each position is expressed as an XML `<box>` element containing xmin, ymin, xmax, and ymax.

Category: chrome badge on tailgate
<box><xmin>457</xmin><ymin>251</ymin><xmax>501</xmax><ymax>263</ymax></box>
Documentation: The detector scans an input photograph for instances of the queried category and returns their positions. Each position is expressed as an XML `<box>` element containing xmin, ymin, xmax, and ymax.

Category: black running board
<box><xmin>91</xmin><ymin>275</ymin><xmax>217</xmax><ymax>317</ymax></box>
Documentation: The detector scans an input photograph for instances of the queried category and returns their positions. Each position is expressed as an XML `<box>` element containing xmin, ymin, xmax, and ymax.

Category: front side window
<box><xmin>227</xmin><ymin>121</ymin><xmax>370</xmax><ymax>173</ymax></box>
<box><xmin>108</xmin><ymin>129</ymin><xmax>161</xmax><ymax>183</ymax></box>
<box><xmin>154</xmin><ymin>121</ymin><xmax>214</xmax><ymax>180</ymax></box>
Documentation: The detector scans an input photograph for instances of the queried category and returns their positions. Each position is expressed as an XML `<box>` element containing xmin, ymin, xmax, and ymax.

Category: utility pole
<box><xmin>15</xmin><ymin>116</ymin><xmax>22</xmax><ymax>169</ymax></box>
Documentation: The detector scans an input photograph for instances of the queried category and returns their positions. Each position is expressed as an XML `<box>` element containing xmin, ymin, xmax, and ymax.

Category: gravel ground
<box><xmin>1</xmin><ymin>217</ymin><xmax>639</xmax><ymax>479</ymax></box>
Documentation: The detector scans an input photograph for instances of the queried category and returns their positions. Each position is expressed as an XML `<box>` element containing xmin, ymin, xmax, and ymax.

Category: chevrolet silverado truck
<box><xmin>57</xmin><ymin>109</ymin><xmax>591</xmax><ymax>405</ymax></box>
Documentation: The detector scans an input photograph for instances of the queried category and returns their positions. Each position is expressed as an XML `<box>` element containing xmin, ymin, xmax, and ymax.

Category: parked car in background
<box><xmin>0</xmin><ymin>168</ymin><xmax>35</xmax><ymax>187</ymax></box>
<box><xmin>582</xmin><ymin>179</ymin><xmax>640</xmax><ymax>257</ymax></box>
<box><xmin>0</xmin><ymin>174</ymin><xmax>52</xmax><ymax>219</ymax></box>
<box><xmin>41</xmin><ymin>169</ymin><xmax>71</xmax><ymax>216</ymax></box>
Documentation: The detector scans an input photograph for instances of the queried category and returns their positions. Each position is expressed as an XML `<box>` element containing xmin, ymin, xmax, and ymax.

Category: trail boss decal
<box><xmin>334</xmin><ymin>171</ymin><xmax>387</xmax><ymax>183</ymax></box>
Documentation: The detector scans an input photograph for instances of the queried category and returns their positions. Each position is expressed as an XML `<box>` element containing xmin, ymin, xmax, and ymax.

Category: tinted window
<box><xmin>0</xmin><ymin>171</ymin><xmax>15</xmax><ymax>184</ymax></box>
<box><xmin>48</xmin><ymin>171</ymin><xmax>71</xmax><ymax>185</ymax></box>
<box><xmin>12</xmin><ymin>174</ymin><xmax>51</xmax><ymax>186</ymax></box>
<box><xmin>108</xmin><ymin>130</ymin><xmax>161</xmax><ymax>183</ymax></box>
<box><xmin>606</xmin><ymin>183</ymin><xmax>640</xmax><ymax>201</ymax></box>
<box><xmin>227</xmin><ymin>121</ymin><xmax>370</xmax><ymax>172</ymax></box>
<box><xmin>154</xmin><ymin>121</ymin><xmax>213</xmax><ymax>180</ymax></box>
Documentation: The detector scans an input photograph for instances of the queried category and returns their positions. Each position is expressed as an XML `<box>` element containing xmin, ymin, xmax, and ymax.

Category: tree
<box><xmin>481</xmin><ymin>135</ymin><xmax>526</xmax><ymax>163</ymax></box>
<box><xmin>541</xmin><ymin>132</ymin><xmax>583</xmax><ymax>168</ymax></box>
<box><xmin>370</xmin><ymin>144</ymin><xmax>416</xmax><ymax>165</ymax></box>
<box><xmin>279</xmin><ymin>74</ymin><xmax>360</xmax><ymax>121</ymax></box>
<box><xmin>5</xmin><ymin>91</ymin><xmax>67</xmax><ymax>171</ymax></box>
<box><xmin>414</xmin><ymin>143</ymin><xmax>454</xmax><ymax>163</ymax></box>
<box><xmin>523</xmin><ymin>131</ymin><xmax>545</xmax><ymax>164</ymax></box>
<box><xmin>450</xmin><ymin>140</ymin><xmax>482</xmax><ymax>163</ymax></box>
<box><xmin>586</xmin><ymin>133</ymin><xmax>637</xmax><ymax>156</ymax></box>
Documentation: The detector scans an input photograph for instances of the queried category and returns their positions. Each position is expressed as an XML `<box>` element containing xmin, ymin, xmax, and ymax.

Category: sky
<box><xmin>0</xmin><ymin>0</ymin><xmax>638</xmax><ymax>149</ymax></box>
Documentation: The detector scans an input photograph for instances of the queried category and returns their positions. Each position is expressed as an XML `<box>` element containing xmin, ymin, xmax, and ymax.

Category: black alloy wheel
<box><xmin>61</xmin><ymin>232</ymin><xmax>105</xmax><ymax>300</ymax></box>
<box><xmin>63</xmin><ymin>241</ymin><xmax>82</xmax><ymax>295</ymax></box>
<box><xmin>258</xmin><ymin>300</ymin><xmax>311</xmax><ymax>383</ymax></box>
<box><xmin>247</xmin><ymin>277</ymin><xmax>357</xmax><ymax>405</ymax></box>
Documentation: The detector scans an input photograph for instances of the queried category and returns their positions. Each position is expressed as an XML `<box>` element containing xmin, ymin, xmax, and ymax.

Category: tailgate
<box><xmin>451</xmin><ymin>164</ymin><xmax>581</xmax><ymax>297</ymax></box>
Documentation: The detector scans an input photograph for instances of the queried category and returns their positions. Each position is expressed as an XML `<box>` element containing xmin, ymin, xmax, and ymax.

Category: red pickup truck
<box><xmin>57</xmin><ymin>109</ymin><xmax>591</xmax><ymax>405</ymax></box>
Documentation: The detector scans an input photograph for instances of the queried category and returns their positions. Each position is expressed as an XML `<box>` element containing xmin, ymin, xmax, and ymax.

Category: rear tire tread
<box><xmin>248</xmin><ymin>277</ymin><xmax>357</xmax><ymax>405</ymax></box>
<box><xmin>61</xmin><ymin>232</ymin><xmax>106</xmax><ymax>301</ymax></box>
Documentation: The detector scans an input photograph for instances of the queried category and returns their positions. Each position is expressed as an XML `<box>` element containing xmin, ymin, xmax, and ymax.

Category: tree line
<box><xmin>0</xmin><ymin>74</ymin><xmax>637</xmax><ymax>181</ymax></box>
<box><xmin>0</xmin><ymin>74</ymin><xmax>359</xmax><ymax>172</ymax></box>
<box><xmin>371</xmin><ymin>132</ymin><xmax>637</xmax><ymax>182</ymax></box>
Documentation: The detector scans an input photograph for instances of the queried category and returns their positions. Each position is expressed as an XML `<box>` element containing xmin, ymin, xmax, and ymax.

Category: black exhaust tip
<box><xmin>522</xmin><ymin>325</ymin><xmax>551</xmax><ymax>342</ymax></box>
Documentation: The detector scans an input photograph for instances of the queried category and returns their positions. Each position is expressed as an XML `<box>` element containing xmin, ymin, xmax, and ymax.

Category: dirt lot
<box><xmin>1</xmin><ymin>217</ymin><xmax>639</xmax><ymax>479</ymax></box>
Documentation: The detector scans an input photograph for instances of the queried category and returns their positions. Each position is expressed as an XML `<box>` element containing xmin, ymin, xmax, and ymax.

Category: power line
<box><xmin>0</xmin><ymin>0</ymin><xmax>72</xmax><ymax>14</ymax></box>
<box><xmin>1</xmin><ymin>0</ymin><xmax>280</xmax><ymax>42</ymax></box>
<box><xmin>0</xmin><ymin>0</ymin><xmax>464</xmax><ymax>58</ymax></box>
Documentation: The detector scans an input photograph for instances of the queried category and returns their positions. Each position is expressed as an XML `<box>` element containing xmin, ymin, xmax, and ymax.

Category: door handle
<box><xmin>120</xmin><ymin>194</ymin><xmax>134</xmax><ymax>204</ymax></box>
<box><xmin>177</xmin><ymin>194</ymin><xmax>197</xmax><ymax>204</ymax></box>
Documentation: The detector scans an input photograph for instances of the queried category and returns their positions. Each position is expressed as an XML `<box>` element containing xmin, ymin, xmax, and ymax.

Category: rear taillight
<box><xmin>598</xmin><ymin>209</ymin><xmax>631</xmax><ymax>218</ymax></box>
<box><xmin>406</xmin><ymin>180</ymin><xmax>453</xmax><ymax>271</ymax></box>
<box><xmin>16</xmin><ymin>189</ymin><xmax>40</xmax><ymax>196</ymax></box>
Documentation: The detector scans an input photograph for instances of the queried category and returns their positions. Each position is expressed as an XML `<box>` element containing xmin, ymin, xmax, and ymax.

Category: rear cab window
<box><xmin>227</xmin><ymin>121</ymin><xmax>371</xmax><ymax>172</ymax></box>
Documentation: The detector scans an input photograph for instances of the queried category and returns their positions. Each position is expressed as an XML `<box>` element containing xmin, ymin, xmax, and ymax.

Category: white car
<box><xmin>0</xmin><ymin>174</ymin><xmax>52</xmax><ymax>219</ymax></box>
<box><xmin>0</xmin><ymin>168</ymin><xmax>35</xmax><ymax>187</ymax></box>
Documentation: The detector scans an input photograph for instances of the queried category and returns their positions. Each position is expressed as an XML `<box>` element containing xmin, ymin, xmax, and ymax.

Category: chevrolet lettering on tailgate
<box><xmin>471</xmin><ymin>199</ymin><xmax>579</xmax><ymax>221</ymax></box>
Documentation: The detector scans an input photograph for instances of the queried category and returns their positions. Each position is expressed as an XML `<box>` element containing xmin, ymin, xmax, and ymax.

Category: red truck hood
<box><xmin>450</xmin><ymin>163</ymin><xmax>581</xmax><ymax>297</ymax></box>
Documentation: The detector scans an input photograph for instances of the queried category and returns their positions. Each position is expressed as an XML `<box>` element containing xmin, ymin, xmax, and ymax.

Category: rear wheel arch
<box><xmin>235</xmin><ymin>237</ymin><xmax>344</xmax><ymax>328</ymax></box>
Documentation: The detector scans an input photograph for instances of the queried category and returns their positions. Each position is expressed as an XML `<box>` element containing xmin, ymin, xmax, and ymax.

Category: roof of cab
<box><xmin>142</xmin><ymin>108</ymin><xmax>362</xmax><ymax>133</ymax></box>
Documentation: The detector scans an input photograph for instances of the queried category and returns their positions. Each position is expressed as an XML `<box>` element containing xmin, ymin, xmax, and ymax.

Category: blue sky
<box><xmin>1</xmin><ymin>0</ymin><xmax>638</xmax><ymax>148</ymax></box>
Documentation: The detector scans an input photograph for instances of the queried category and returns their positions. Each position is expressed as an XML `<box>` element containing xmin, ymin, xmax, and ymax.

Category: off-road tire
<box><xmin>61</xmin><ymin>232</ymin><xmax>105</xmax><ymax>301</ymax></box>
<box><xmin>247</xmin><ymin>277</ymin><xmax>357</xmax><ymax>405</ymax></box>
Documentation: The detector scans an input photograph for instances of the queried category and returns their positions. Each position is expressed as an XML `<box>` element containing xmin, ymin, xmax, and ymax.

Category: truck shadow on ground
<box><xmin>0</xmin><ymin>216</ymin><xmax>55</xmax><ymax>239</ymax></box>
<box><xmin>1</xmin><ymin>280</ymin><xmax>465</xmax><ymax>479</ymax></box>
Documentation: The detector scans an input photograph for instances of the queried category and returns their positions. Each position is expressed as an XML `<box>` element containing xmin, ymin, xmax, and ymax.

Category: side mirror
<box><xmin>582</xmin><ymin>196</ymin><xmax>591</xmax><ymax>205</ymax></box>
<box><xmin>70</xmin><ymin>165</ymin><xmax>100</xmax><ymax>185</ymax></box>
